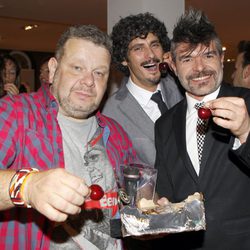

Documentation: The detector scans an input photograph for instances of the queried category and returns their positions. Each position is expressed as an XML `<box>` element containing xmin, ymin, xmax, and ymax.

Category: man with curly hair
<box><xmin>155</xmin><ymin>9</ymin><xmax>250</xmax><ymax>249</ymax></box>
<box><xmin>103</xmin><ymin>12</ymin><xmax>183</xmax><ymax>167</ymax></box>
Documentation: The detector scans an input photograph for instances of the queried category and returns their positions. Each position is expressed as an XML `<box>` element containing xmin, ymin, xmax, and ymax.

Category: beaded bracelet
<box><xmin>9</xmin><ymin>168</ymin><xmax>39</xmax><ymax>208</ymax></box>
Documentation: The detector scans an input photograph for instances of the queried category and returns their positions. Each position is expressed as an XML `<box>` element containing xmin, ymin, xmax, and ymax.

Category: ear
<box><xmin>48</xmin><ymin>57</ymin><xmax>58</xmax><ymax>83</ymax></box>
<box><xmin>163</xmin><ymin>52</ymin><xmax>174</xmax><ymax>71</ymax></box>
<box><xmin>163</xmin><ymin>52</ymin><xmax>171</xmax><ymax>64</ymax></box>
<box><xmin>168</xmin><ymin>53</ymin><xmax>177</xmax><ymax>75</ymax></box>
<box><xmin>243</xmin><ymin>65</ymin><xmax>250</xmax><ymax>80</ymax></box>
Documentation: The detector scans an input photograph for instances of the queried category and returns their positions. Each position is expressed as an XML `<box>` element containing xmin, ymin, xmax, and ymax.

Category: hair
<box><xmin>111</xmin><ymin>12</ymin><xmax>170</xmax><ymax>76</ymax></box>
<box><xmin>171</xmin><ymin>8</ymin><xmax>223</xmax><ymax>62</ymax></box>
<box><xmin>40</xmin><ymin>55</ymin><xmax>51</xmax><ymax>67</ymax></box>
<box><xmin>0</xmin><ymin>54</ymin><xmax>20</xmax><ymax>86</ymax></box>
<box><xmin>237</xmin><ymin>40</ymin><xmax>250</xmax><ymax>68</ymax></box>
<box><xmin>0</xmin><ymin>54</ymin><xmax>20</xmax><ymax>75</ymax></box>
<box><xmin>55</xmin><ymin>25</ymin><xmax>112</xmax><ymax>61</ymax></box>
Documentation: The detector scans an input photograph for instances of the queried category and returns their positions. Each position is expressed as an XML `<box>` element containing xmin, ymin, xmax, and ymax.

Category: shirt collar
<box><xmin>126</xmin><ymin>77</ymin><xmax>161</xmax><ymax>106</ymax></box>
<box><xmin>37</xmin><ymin>83</ymin><xmax>58</xmax><ymax>110</ymax></box>
<box><xmin>186</xmin><ymin>86</ymin><xmax>221</xmax><ymax>114</ymax></box>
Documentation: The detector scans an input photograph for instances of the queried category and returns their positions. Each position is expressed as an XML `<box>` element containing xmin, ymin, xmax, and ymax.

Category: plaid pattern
<box><xmin>0</xmin><ymin>84</ymin><xmax>136</xmax><ymax>250</ymax></box>
<box><xmin>195</xmin><ymin>103</ymin><xmax>208</xmax><ymax>165</ymax></box>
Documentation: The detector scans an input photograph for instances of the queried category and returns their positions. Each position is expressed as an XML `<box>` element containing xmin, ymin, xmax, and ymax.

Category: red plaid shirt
<box><xmin>0</xmin><ymin>85</ymin><xmax>136</xmax><ymax>250</ymax></box>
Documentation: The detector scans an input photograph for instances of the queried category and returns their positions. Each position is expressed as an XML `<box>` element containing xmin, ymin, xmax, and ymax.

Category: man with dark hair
<box><xmin>0</xmin><ymin>24</ymin><xmax>136</xmax><ymax>249</ymax></box>
<box><xmin>232</xmin><ymin>40</ymin><xmax>250</xmax><ymax>88</ymax></box>
<box><xmin>155</xmin><ymin>9</ymin><xmax>250</xmax><ymax>249</ymax></box>
<box><xmin>103</xmin><ymin>12</ymin><xmax>183</xmax><ymax>167</ymax></box>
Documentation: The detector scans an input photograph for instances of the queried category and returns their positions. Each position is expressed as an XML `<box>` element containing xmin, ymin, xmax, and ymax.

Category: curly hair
<box><xmin>111</xmin><ymin>12</ymin><xmax>170</xmax><ymax>76</ymax></box>
<box><xmin>171</xmin><ymin>9</ymin><xmax>223</xmax><ymax>62</ymax></box>
<box><xmin>55</xmin><ymin>25</ymin><xmax>112</xmax><ymax>61</ymax></box>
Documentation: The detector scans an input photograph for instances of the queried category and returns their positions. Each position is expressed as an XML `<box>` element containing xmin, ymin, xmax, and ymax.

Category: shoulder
<box><xmin>102</xmin><ymin>84</ymin><xmax>130</xmax><ymax>115</ymax></box>
<box><xmin>156</xmin><ymin>99</ymin><xmax>185</xmax><ymax>126</ymax></box>
<box><xmin>220</xmin><ymin>82</ymin><xmax>250</xmax><ymax>99</ymax></box>
<box><xmin>161</xmin><ymin>74</ymin><xmax>183</xmax><ymax>91</ymax></box>
<box><xmin>97</xmin><ymin>112</ymin><xmax>129</xmax><ymax>137</ymax></box>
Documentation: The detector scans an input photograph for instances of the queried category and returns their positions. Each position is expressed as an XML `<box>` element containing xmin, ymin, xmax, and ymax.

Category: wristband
<box><xmin>9</xmin><ymin>168</ymin><xmax>39</xmax><ymax>208</ymax></box>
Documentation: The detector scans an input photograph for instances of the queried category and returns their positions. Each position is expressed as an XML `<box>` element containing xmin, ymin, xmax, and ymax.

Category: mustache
<box><xmin>71</xmin><ymin>86</ymin><xmax>94</xmax><ymax>95</ymax></box>
<box><xmin>141</xmin><ymin>58</ymin><xmax>160</xmax><ymax>67</ymax></box>
<box><xmin>187</xmin><ymin>69</ymin><xmax>215</xmax><ymax>81</ymax></box>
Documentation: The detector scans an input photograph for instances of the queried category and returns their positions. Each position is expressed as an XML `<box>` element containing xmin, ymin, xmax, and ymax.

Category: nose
<box><xmin>193</xmin><ymin>56</ymin><xmax>205</xmax><ymax>72</ymax></box>
<box><xmin>145</xmin><ymin>46</ymin><xmax>155</xmax><ymax>59</ymax></box>
<box><xmin>80</xmin><ymin>72</ymin><xmax>95</xmax><ymax>87</ymax></box>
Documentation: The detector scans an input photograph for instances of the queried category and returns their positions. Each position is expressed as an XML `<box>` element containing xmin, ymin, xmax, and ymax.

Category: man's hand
<box><xmin>24</xmin><ymin>168</ymin><xmax>90</xmax><ymax>222</ymax></box>
<box><xmin>206</xmin><ymin>97</ymin><xmax>250</xmax><ymax>143</ymax></box>
<box><xmin>4</xmin><ymin>83</ymin><xmax>19</xmax><ymax>95</ymax></box>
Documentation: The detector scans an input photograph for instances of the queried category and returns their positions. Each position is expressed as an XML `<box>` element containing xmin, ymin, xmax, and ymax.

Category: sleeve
<box><xmin>233</xmin><ymin>133</ymin><xmax>250</xmax><ymax>167</ymax></box>
<box><xmin>0</xmin><ymin>97</ymin><xmax>18</xmax><ymax>169</ymax></box>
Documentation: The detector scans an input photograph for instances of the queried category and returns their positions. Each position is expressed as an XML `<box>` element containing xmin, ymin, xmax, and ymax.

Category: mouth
<box><xmin>73</xmin><ymin>90</ymin><xmax>93</xmax><ymax>100</ymax></box>
<box><xmin>191</xmin><ymin>75</ymin><xmax>211</xmax><ymax>82</ymax></box>
<box><xmin>142</xmin><ymin>62</ymin><xmax>158</xmax><ymax>72</ymax></box>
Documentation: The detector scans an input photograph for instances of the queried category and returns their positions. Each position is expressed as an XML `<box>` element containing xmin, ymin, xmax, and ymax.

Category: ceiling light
<box><xmin>222</xmin><ymin>46</ymin><xmax>226</xmax><ymax>51</ymax></box>
<box><xmin>23</xmin><ymin>24</ymin><xmax>39</xmax><ymax>31</ymax></box>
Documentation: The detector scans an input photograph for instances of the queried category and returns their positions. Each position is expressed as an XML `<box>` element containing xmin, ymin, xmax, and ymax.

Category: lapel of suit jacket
<box><xmin>174</xmin><ymin>100</ymin><xmax>199</xmax><ymax>184</ymax></box>
<box><xmin>117</xmin><ymin>84</ymin><xmax>154</xmax><ymax>141</ymax></box>
<box><xmin>199</xmin><ymin>84</ymin><xmax>232</xmax><ymax>178</ymax></box>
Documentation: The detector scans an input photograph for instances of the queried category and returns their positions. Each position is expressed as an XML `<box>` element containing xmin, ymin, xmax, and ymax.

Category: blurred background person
<box><xmin>232</xmin><ymin>40</ymin><xmax>250</xmax><ymax>88</ymax></box>
<box><xmin>0</xmin><ymin>54</ymin><xmax>20</xmax><ymax>97</ymax></box>
<box><xmin>39</xmin><ymin>56</ymin><xmax>50</xmax><ymax>84</ymax></box>
<box><xmin>0</xmin><ymin>54</ymin><xmax>30</xmax><ymax>97</ymax></box>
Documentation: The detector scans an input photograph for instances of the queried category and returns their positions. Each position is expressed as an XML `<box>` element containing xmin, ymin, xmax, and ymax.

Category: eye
<box><xmin>73</xmin><ymin>65</ymin><xmax>82</xmax><ymax>71</ymax></box>
<box><xmin>205</xmin><ymin>53</ymin><xmax>214</xmax><ymax>59</ymax></box>
<box><xmin>151</xmin><ymin>42</ymin><xmax>161</xmax><ymax>49</ymax></box>
<box><xmin>94</xmin><ymin>71</ymin><xmax>105</xmax><ymax>78</ymax></box>
<box><xmin>89</xmin><ymin>154</ymin><xmax>99</xmax><ymax>162</ymax></box>
<box><xmin>132</xmin><ymin>46</ymin><xmax>143</xmax><ymax>52</ymax></box>
<box><xmin>181</xmin><ymin>57</ymin><xmax>192</xmax><ymax>63</ymax></box>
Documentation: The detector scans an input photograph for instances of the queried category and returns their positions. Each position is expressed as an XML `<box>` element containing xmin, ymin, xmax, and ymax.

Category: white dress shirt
<box><xmin>126</xmin><ymin>77</ymin><xmax>164</xmax><ymax>122</ymax></box>
<box><xmin>186</xmin><ymin>87</ymin><xmax>220</xmax><ymax>175</ymax></box>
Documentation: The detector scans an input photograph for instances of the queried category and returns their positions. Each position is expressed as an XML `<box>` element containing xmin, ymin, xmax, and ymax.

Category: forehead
<box><xmin>64</xmin><ymin>38</ymin><xmax>109</xmax><ymax>56</ymax></box>
<box><xmin>5</xmin><ymin>59</ymin><xmax>16</xmax><ymax>68</ymax></box>
<box><xmin>176</xmin><ymin>41</ymin><xmax>217</xmax><ymax>57</ymax></box>
<box><xmin>129</xmin><ymin>32</ymin><xmax>159</xmax><ymax>47</ymax></box>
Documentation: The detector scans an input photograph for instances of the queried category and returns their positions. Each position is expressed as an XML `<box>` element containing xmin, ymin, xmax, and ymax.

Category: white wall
<box><xmin>107</xmin><ymin>0</ymin><xmax>184</xmax><ymax>38</ymax></box>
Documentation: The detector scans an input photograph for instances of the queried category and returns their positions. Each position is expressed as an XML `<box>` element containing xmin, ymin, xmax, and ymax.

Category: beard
<box><xmin>58</xmin><ymin>95</ymin><xmax>98</xmax><ymax>119</ymax></box>
<box><xmin>180</xmin><ymin>68</ymin><xmax>223</xmax><ymax>97</ymax></box>
<box><xmin>52</xmin><ymin>83</ymin><xmax>98</xmax><ymax>119</ymax></box>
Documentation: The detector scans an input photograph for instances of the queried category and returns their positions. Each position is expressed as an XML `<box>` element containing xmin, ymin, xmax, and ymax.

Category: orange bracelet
<box><xmin>9</xmin><ymin>168</ymin><xmax>39</xmax><ymax>208</ymax></box>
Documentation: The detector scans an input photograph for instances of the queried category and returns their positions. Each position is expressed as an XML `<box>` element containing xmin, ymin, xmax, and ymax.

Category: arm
<box><xmin>0</xmin><ymin>170</ymin><xmax>16</xmax><ymax>209</ymax></box>
<box><xmin>0</xmin><ymin>168</ymin><xmax>90</xmax><ymax>222</ymax></box>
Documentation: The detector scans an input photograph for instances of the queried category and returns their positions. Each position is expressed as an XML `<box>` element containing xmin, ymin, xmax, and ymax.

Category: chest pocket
<box><xmin>22</xmin><ymin>129</ymin><xmax>55</xmax><ymax>169</ymax></box>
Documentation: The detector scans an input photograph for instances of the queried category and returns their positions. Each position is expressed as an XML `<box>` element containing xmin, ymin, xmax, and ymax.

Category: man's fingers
<box><xmin>39</xmin><ymin>203</ymin><xmax>69</xmax><ymax>222</ymax></box>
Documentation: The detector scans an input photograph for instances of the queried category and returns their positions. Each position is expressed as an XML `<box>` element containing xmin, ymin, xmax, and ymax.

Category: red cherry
<box><xmin>159</xmin><ymin>62</ymin><xmax>169</xmax><ymax>74</ymax></box>
<box><xmin>198</xmin><ymin>107</ymin><xmax>212</xmax><ymax>120</ymax></box>
<box><xmin>89</xmin><ymin>184</ymin><xmax>104</xmax><ymax>201</ymax></box>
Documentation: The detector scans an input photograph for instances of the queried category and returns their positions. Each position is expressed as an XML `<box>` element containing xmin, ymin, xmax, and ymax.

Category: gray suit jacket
<box><xmin>102</xmin><ymin>75</ymin><xmax>183</xmax><ymax>166</ymax></box>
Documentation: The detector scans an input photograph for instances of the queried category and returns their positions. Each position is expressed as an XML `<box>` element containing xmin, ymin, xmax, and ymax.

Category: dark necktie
<box><xmin>151</xmin><ymin>91</ymin><xmax>168</xmax><ymax>115</ymax></box>
<box><xmin>194</xmin><ymin>102</ymin><xmax>208</xmax><ymax>165</ymax></box>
